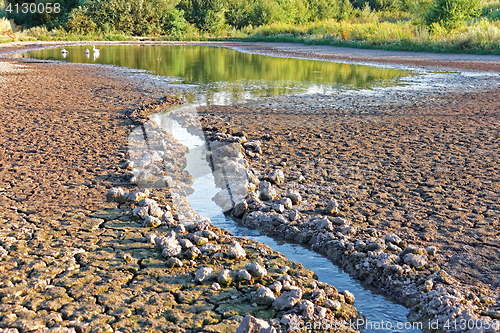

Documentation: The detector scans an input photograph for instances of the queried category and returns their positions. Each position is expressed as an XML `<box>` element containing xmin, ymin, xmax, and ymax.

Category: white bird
<box><xmin>85</xmin><ymin>48</ymin><xmax>90</xmax><ymax>54</ymax></box>
<box><xmin>61</xmin><ymin>48</ymin><xmax>69</xmax><ymax>54</ymax></box>
<box><xmin>93</xmin><ymin>45</ymin><xmax>100</xmax><ymax>53</ymax></box>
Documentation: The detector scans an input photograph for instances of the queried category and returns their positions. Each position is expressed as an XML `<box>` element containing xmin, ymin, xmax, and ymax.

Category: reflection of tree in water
<box><xmin>26</xmin><ymin>44</ymin><xmax>411</xmax><ymax>103</ymax></box>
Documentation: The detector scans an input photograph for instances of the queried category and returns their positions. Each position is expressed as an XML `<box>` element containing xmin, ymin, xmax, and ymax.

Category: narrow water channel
<box><xmin>150</xmin><ymin>110</ymin><xmax>421</xmax><ymax>333</ymax></box>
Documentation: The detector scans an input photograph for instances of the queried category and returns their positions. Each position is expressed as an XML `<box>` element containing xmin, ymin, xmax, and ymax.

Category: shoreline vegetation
<box><xmin>1</xmin><ymin>0</ymin><xmax>500</xmax><ymax>55</ymax></box>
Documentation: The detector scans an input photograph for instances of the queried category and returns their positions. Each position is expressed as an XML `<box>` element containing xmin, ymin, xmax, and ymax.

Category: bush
<box><xmin>424</xmin><ymin>0</ymin><xmax>482</xmax><ymax>30</ymax></box>
<box><xmin>67</xmin><ymin>0</ymin><xmax>179</xmax><ymax>35</ymax></box>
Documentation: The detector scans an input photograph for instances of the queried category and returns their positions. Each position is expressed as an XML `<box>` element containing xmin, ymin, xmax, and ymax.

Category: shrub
<box><xmin>424</xmin><ymin>0</ymin><xmax>482</xmax><ymax>30</ymax></box>
<box><xmin>67</xmin><ymin>0</ymin><xmax>179</xmax><ymax>35</ymax></box>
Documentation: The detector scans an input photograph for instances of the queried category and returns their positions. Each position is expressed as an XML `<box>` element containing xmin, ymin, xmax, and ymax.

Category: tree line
<box><xmin>1</xmin><ymin>0</ymin><xmax>484</xmax><ymax>35</ymax></box>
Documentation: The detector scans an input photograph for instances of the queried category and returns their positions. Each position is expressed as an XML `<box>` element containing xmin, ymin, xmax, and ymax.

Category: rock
<box><xmin>218</xmin><ymin>269</ymin><xmax>233</xmax><ymax>285</ymax></box>
<box><xmin>252</xmin><ymin>287</ymin><xmax>276</xmax><ymax>305</ymax></box>
<box><xmin>162</xmin><ymin>211</ymin><xmax>175</xmax><ymax>224</ymax></box>
<box><xmin>200</xmin><ymin>243</ymin><xmax>221</xmax><ymax>253</ymax></box>
<box><xmin>211</xmin><ymin>282</ymin><xmax>221</xmax><ymax>291</ymax></box>
<box><xmin>278</xmin><ymin>197</ymin><xmax>293</xmax><ymax>209</ymax></box>
<box><xmin>273</xmin><ymin>289</ymin><xmax>302</xmax><ymax>310</ymax></box>
<box><xmin>184</xmin><ymin>246</ymin><xmax>201</xmax><ymax>260</ymax></box>
<box><xmin>324</xmin><ymin>299</ymin><xmax>342</xmax><ymax>311</ymax></box>
<box><xmin>400</xmin><ymin>245</ymin><xmax>427</xmax><ymax>256</ymax></box>
<box><xmin>233</xmin><ymin>201</ymin><xmax>248</xmax><ymax>218</ymax></box>
<box><xmin>166</xmin><ymin>257</ymin><xmax>183</xmax><ymax>268</ymax></box>
<box><xmin>156</xmin><ymin>231</ymin><xmax>181</xmax><ymax>257</ymax></box>
<box><xmin>148</xmin><ymin>205</ymin><xmax>164</xmax><ymax>219</ymax></box>
<box><xmin>194</xmin><ymin>267</ymin><xmax>215</xmax><ymax>284</ymax></box>
<box><xmin>178</xmin><ymin>238</ymin><xmax>194</xmax><ymax>250</ymax></box>
<box><xmin>288</xmin><ymin>209</ymin><xmax>300</xmax><ymax>221</ymax></box>
<box><xmin>269</xmin><ymin>281</ymin><xmax>282</xmax><ymax>294</ymax></box>
<box><xmin>227</xmin><ymin>241</ymin><xmax>246</xmax><ymax>260</ymax></box>
<box><xmin>316</xmin><ymin>306</ymin><xmax>327</xmax><ymax>319</ymax></box>
<box><xmin>271</xmin><ymin>203</ymin><xmax>285</xmax><ymax>213</ymax></box>
<box><xmin>286</xmin><ymin>190</ymin><xmax>302</xmax><ymax>205</ymax></box>
<box><xmin>236</xmin><ymin>315</ymin><xmax>271</xmax><ymax>333</ymax></box>
<box><xmin>332</xmin><ymin>217</ymin><xmax>349</xmax><ymax>226</ymax></box>
<box><xmin>237</xmin><ymin>269</ymin><xmax>252</xmax><ymax>282</ymax></box>
<box><xmin>127</xmin><ymin>189</ymin><xmax>150</xmax><ymax>202</ymax></box>
<box><xmin>426</xmin><ymin>246</ymin><xmax>437</xmax><ymax>256</ymax></box>
<box><xmin>385</xmin><ymin>233</ymin><xmax>402</xmax><ymax>245</ymax></box>
<box><xmin>260</xmin><ymin>187</ymin><xmax>277</xmax><ymax>201</ymax></box>
<box><xmin>310</xmin><ymin>218</ymin><xmax>333</xmax><ymax>231</ymax></box>
<box><xmin>340</xmin><ymin>226</ymin><xmax>357</xmax><ymax>236</ymax></box>
<box><xmin>298</xmin><ymin>300</ymin><xmax>314</xmax><ymax>317</ymax></box>
<box><xmin>201</xmin><ymin>230</ymin><xmax>219</xmax><ymax>240</ymax></box>
<box><xmin>245</xmin><ymin>263</ymin><xmax>267</xmax><ymax>277</ymax></box>
<box><xmin>105</xmin><ymin>187</ymin><xmax>129</xmax><ymax>203</ymax></box>
<box><xmin>144</xmin><ymin>215</ymin><xmax>162</xmax><ymax>228</ymax></box>
<box><xmin>325</xmin><ymin>199</ymin><xmax>339</xmax><ymax>214</ymax></box>
<box><xmin>146</xmin><ymin>233</ymin><xmax>157</xmax><ymax>244</ymax></box>
<box><xmin>342</xmin><ymin>290</ymin><xmax>355</xmax><ymax>305</ymax></box>
<box><xmin>192</xmin><ymin>235</ymin><xmax>209</xmax><ymax>246</ymax></box>
<box><xmin>403</xmin><ymin>253</ymin><xmax>428</xmax><ymax>269</ymax></box>
<box><xmin>175</xmin><ymin>224</ymin><xmax>186</xmax><ymax>233</ymax></box>
<box><xmin>268</xmin><ymin>169</ymin><xmax>284</xmax><ymax>185</ymax></box>
<box><xmin>132</xmin><ymin>206</ymin><xmax>149</xmax><ymax>218</ymax></box>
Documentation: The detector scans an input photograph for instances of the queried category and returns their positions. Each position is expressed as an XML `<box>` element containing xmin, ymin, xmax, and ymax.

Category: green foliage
<box><xmin>353</xmin><ymin>0</ymin><xmax>401</xmax><ymax>11</ymax></box>
<box><xmin>224</xmin><ymin>0</ymin><xmax>256</xmax><ymax>28</ymax></box>
<box><xmin>424</xmin><ymin>0</ymin><xmax>482</xmax><ymax>30</ymax></box>
<box><xmin>308</xmin><ymin>0</ymin><xmax>341</xmax><ymax>21</ymax></box>
<box><xmin>66</xmin><ymin>0</ymin><xmax>181</xmax><ymax>35</ymax></box>
<box><xmin>164</xmin><ymin>9</ymin><xmax>189</xmax><ymax>34</ymax></box>
<box><xmin>482</xmin><ymin>3</ymin><xmax>500</xmax><ymax>21</ymax></box>
<box><xmin>339</xmin><ymin>0</ymin><xmax>355</xmax><ymax>20</ymax></box>
<box><xmin>180</xmin><ymin>0</ymin><xmax>226</xmax><ymax>32</ymax></box>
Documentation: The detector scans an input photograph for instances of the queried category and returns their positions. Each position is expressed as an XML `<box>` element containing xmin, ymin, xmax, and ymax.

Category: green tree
<box><xmin>339</xmin><ymin>0</ymin><xmax>354</xmax><ymax>20</ymax></box>
<box><xmin>308</xmin><ymin>0</ymin><xmax>341</xmax><ymax>21</ymax></box>
<box><xmin>424</xmin><ymin>0</ymin><xmax>482</xmax><ymax>30</ymax></box>
<box><xmin>181</xmin><ymin>0</ymin><xmax>226</xmax><ymax>32</ymax></box>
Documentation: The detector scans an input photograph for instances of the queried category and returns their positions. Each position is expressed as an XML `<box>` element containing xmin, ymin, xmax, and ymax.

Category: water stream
<box><xmin>150</xmin><ymin>111</ymin><xmax>421</xmax><ymax>333</ymax></box>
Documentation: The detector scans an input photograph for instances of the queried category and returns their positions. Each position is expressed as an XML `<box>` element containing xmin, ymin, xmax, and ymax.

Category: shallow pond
<box><xmin>21</xmin><ymin>44</ymin><xmax>413</xmax><ymax>105</ymax></box>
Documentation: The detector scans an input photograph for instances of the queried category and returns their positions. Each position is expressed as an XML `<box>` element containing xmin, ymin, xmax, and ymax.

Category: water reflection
<box><xmin>22</xmin><ymin>45</ymin><xmax>412</xmax><ymax>105</ymax></box>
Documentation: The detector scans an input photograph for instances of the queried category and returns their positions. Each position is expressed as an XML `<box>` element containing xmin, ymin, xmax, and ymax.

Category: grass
<box><xmin>231</xmin><ymin>18</ymin><xmax>500</xmax><ymax>55</ymax></box>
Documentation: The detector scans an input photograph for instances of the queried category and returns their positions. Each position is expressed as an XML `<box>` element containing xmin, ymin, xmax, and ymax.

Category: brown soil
<box><xmin>0</xmin><ymin>59</ymin><xmax>163</xmax><ymax>217</ymax></box>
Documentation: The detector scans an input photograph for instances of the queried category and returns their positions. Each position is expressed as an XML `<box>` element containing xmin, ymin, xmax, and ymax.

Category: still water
<box><xmin>22</xmin><ymin>44</ymin><xmax>412</xmax><ymax>105</ymax></box>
